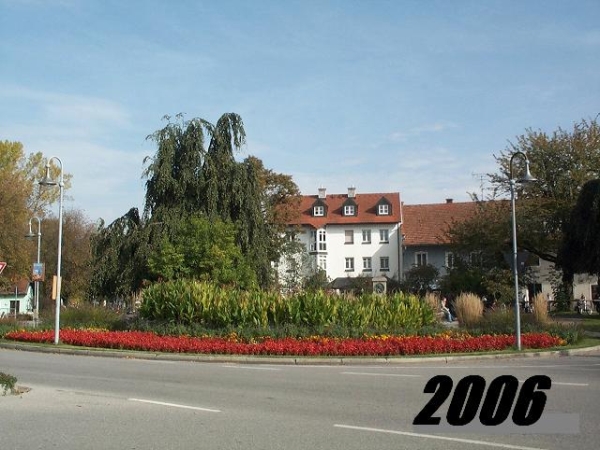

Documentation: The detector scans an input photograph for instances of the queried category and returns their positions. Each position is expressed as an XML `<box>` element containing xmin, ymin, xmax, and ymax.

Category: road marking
<box><xmin>341</xmin><ymin>371</ymin><xmax>421</xmax><ymax>378</ymax></box>
<box><xmin>333</xmin><ymin>424</ymin><xmax>548</xmax><ymax>450</ymax></box>
<box><xmin>221</xmin><ymin>364</ymin><xmax>281</xmax><ymax>371</ymax></box>
<box><xmin>128</xmin><ymin>398</ymin><xmax>221</xmax><ymax>413</ymax></box>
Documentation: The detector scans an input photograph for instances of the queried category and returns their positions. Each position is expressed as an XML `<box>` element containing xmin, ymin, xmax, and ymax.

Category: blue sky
<box><xmin>1</xmin><ymin>0</ymin><xmax>599</xmax><ymax>223</ymax></box>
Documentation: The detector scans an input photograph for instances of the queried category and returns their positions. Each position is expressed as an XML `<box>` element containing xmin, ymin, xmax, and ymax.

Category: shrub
<box><xmin>139</xmin><ymin>280</ymin><xmax>435</xmax><ymax>331</ymax></box>
<box><xmin>0</xmin><ymin>372</ymin><xmax>17</xmax><ymax>395</ymax></box>
<box><xmin>531</xmin><ymin>292</ymin><xmax>549</xmax><ymax>324</ymax></box>
<box><xmin>454</xmin><ymin>292</ymin><xmax>483</xmax><ymax>327</ymax></box>
<box><xmin>50</xmin><ymin>304</ymin><xmax>126</xmax><ymax>330</ymax></box>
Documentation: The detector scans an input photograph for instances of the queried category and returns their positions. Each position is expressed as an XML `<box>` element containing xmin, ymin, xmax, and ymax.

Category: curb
<box><xmin>2</xmin><ymin>341</ymin><xmax>599</xmax><ymax>365</ymax></box>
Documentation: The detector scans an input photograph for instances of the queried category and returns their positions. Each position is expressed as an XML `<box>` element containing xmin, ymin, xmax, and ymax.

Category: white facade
<box><xmin>300</xmin><ymin>223</ymin><xmax>401</xmax><ymax>280</ymax></box>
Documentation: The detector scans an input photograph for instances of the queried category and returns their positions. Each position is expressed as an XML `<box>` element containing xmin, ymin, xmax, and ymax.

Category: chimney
<box><xmin>347</xmin><ymin>186</ymin><xmax>356</xmax><ymax>198</ymax></box>
<box><xmin>318</xmin><ymin>187</ymin><xmax>326</xmax><ymax>199</ymax></box>
<box><xmin>446</xmin><ymin>198</ymin><xmax>453</xmax><ymax>204</ymax></box>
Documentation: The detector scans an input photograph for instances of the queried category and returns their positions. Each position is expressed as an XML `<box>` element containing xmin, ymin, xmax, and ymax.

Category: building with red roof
<box><xmin>279</xmin><ymin>187</ymin><xmax>402</xmax><ymax>292</ymax></box>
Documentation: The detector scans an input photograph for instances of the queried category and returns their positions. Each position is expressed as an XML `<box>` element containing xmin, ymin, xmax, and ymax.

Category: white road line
<box><xmin>221</xmin><ymin>364</ymin><xmax>281</xmax><ymax>371</ymax></box>
<box><xmin>128</xmin><ymin>398</ymin><xmax>221</xmax><ymax>413</ymax></box>
<box><xmin>333</xmin><ymin>424</ymin><xmax>548</xmax><ymax>450</ymax></box>
<box><xmin>341</xmin><ymin>371</ymin><xmax>421</xmax><ymax>378</ymax></box>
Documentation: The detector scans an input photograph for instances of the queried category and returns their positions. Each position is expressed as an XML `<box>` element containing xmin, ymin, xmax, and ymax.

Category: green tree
<box><xmin>401</xmin><ymin>264</ymin><xmax>439</xmax><ymax>297</ymax></box>
<box><xmin>40</xmin><ymin>210</ymin><xmax>95</xmax><ymax>306</ymax></box>
<box><xmin>148</xmin><ymin>215</ymin><xmax>256</xmax><ymax>289</ymax></box>
<box><xmin>446</xmin><ymin>117</ymin><xmax>600</xmax><ymax>299</ymax></box>
<box><xmin>557</xmin><ymin>179</ymin><xmax>600</xmax><ymax>288</ymax></box>
<box><xmin>487</xmin><ymin>117</ymin><xmax>600</xmax><ymax>263</ymax></box>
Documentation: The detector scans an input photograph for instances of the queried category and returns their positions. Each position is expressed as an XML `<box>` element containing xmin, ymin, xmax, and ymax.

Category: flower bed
<box><xmin>4</xmin><ymin>329</ymin><xmax>565</xmax><ymax>357</ymax></box>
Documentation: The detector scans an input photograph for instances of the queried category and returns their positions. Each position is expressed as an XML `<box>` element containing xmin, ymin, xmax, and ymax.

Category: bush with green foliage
<box><xmin>0</xmin><ymin>372</ymin><xmax>17</xmax><ymax>395</ymax></box>
<box><xmin>139</xmin><ymin>280</ymin><xmax>435</xmax><ymax>331</ymax></box>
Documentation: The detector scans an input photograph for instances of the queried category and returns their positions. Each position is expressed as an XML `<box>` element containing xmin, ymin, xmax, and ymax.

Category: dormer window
<box><xmin>343</xmin><ymin>205</ymin><xmax>356</xmax><ymax>216</ymax></box>
<box><xmin>376</xmin><ymin>198</ymin><xmax>392</xmax><ymax>216</ymax></box>
<box><xmin>313</xmin><ymin>205</ymin><xmax>325</xmax><ymax>216</ymax></box>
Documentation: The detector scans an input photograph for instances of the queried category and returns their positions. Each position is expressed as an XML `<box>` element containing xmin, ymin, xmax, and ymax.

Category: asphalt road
<box><xmin>1</xmin><ymin>348</ymin><xmax>599</xmax><ymax>450</ymax></box>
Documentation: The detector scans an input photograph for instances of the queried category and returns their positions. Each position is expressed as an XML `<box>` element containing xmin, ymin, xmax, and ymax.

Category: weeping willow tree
<box><xmin>90</xmin><ymin>113</ymin><xmax>299</xmax><ymax>297</ymax></box>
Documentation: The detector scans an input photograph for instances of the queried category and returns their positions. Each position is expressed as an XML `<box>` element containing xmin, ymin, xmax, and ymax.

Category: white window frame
<box><xmin>318</xmin><ymin>255</ymin><xmax>327</xmax><ymax>270</ymax></box>
<box><xmin>344</xmin><ymin>230</ymin><xmax>354</xmax><ymax>244</ymax></box>
<box><xmin>380</xmin><ymin>257</ymin><xmax>390</xmax><ymax>272</ymax></box>
<box><xmin>345</xmin><ymin>257</ymin><xmax>355</xmax><ymax>271</ymax></box>
<box><xmin>445</xmin><ymin>252</ymin><xmax>455</xmax><ymax>269</ymax></box>
<box><xmin>344</xmin><ymin>205</ymin><xmax>355</xmax><ymax>216</ymax></box>
<box><xmin>379</xmin><ymin>229</ymin><xmax>389</xmax><ymax>243</ymax></box>
<box><xmin>318</xmin><ymin>229</ymin><xmax>327</xmax><ymax>251</ymax></box>
<box><xmin>313</xmin><ymin>205</ymin><xmax>324</xmax><ymax>216</ymax></box>
<box><xmin>416</xmin><ymin>251</ymin><xmax>428</xmax><ymax>267</ymax></box>
<box><xmin>362</xmin><ymin>229</ymin><xmax>371</xmax><ymax>244</ymax></box>
<box><xmin>363</xmin><ymin>257</ymin><xmax>372</xmax><ymax>271</ymax></box>
<box><xmin>378</xmin><ymin>204</ymin><xmax>390</xmax><ymax>215</ymax></box>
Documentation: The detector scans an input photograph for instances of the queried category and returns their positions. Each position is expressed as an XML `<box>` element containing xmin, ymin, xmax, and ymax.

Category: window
<box><xmin>344</xmin><ymin>230</ymin><xmax>354</xmax><ymax>244</ymax></box>
<box><xmin>362</xmin><ymin>229</ymin><xmax>371</xmax><ymax>244</ymax></box>
<box><xmin>380</xmin><ymin>257</ymin><xmax>390</xmax><ymax>272</ymax></box>
<box><xmin>345</xmin><ymin>257</ymin><xmax>355</xmax><ymax>271</ymax></box>
<box><xmin>445</xmin><ymin>252</ymin><xmax>455</xmax><ymax>269</ymax></box>
<box><xmin>416</xmin><ymin>251</ymin><xmax>428</xmax><ymax>266</ymax></box>
<box><xmin>344</xmin><ymin>205</ymin><xmax>356</xmax><ymax>216</ymax></box>
<box><xmin>318</xmin><ymin>255</ymin><xmax>327</xmax><ymax>271</ymax></box>
<box><xmin>378</xmin><ymin>204</ymin><xmax>390</xmax><ymax>215</ymax></box>
<box><xmin>363</xmin><ymin>257</ymin><xmax>372</xmax><ymax>271</ymax></box>
<box><xmin>379</xmin><ymin>229</ymin><xmax>389</xmax><ymax>243</ymax></box>
<box><xmin>318</xmin><ymin>229</ymin><xmax>327</xmax><ymax>251</ymax></box>
<box><xmin>10</xmin><ymin>300</ymin><xmax>19</xmax><ymax>315</ymax></box>
<box><xmin>309</xmin><ymin>230</ymin><xmax>317</xmax><ymax>252</ymax></box>
<box><xmin>313</xmin><ymin>205</ymin><xmax>324</xmax><ymax>216</ymax></box>
<box><xmin>470</xmin><ymin>252</ymin><xmax>482</xmax><ymax>266</ymax></box>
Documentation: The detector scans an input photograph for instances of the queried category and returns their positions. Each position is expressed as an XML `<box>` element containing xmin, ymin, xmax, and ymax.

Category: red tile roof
<box><xmin>288</xmin><ymin>192</ymin><xmax>402</xmax><ymax>228</ymax></box>
<box><xmin>402</xmin><ymin>201</ymin><xmax>478</xmax><ymax>245</ymax></box>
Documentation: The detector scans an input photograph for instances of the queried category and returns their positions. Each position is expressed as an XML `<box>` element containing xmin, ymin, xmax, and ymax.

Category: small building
<box><xmin>0</xmin><ymin>279</ymin><xmax>33</xmax><ymax>318</ymax></box>
<box><xmin>402</xmin><ymin>199</ymin><xmax>478</xmax><ymax>278</ymax></box>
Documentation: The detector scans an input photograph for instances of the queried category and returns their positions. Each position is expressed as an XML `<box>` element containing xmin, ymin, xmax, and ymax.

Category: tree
<box><xmin>90</xmin><ymin>113</ymin><xmax>300</xmax><ymax>296</ymax></box>
<box><xmin>401</xmin><ymin>264</ymin><xmax>439</xmax><ymax>297</ymax></box>
<box><xmin>143</xmin><ymin>113</ymin><xmax>299</xmax><ymax>288</ymax></box>
<box><xmin>446</xmin><ymin>117</ymin><xmax>600</xmax><ymax>300</ymax></box>
<box><xmin>557</xmin><ymin>179</ymin><xmax>600</xmax><ymax>287</ymax></box>
<box><xmin>40</xmin><ymin>210</ymin><xmax>95</xmax><ymax>305</ymax></box>
<box><xmin>89</xmin><ymin>208</ymin><xmax>149</xmax><ymax>300</ymax></box>
<box><xmin>487</xmin><ymin>117</ymin><xmax>600</xmax><ymax>263</ymax></box>
<box><xmin>148</xmin><ymin>215</ymin><xmax>257</xmax><ymax>289</ymax></box>
<box><xmin>0</xmin><ymin>141</ymin><xmax>71</xmax><ymax>289</ymax></box>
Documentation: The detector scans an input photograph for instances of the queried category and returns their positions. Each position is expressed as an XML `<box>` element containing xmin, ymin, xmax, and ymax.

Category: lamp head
<box><xmin>39</xmin><ymin>164</ymin><xmax>57</xmax><ymax>186</ymax></box>
<box><xmin>25</xmin><ymin>221</ymin><xmax>35</xmax><ymax>239</ymax></box>
<box><xmin>519</xmin><ymin>161</ymin><xmax>537</xmax><ymax>183</ymax></box>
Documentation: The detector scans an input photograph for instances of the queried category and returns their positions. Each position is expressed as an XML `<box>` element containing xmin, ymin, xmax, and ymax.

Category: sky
<box><xmin>1</xmin><ymin>0</ymin><xmax>599</xmax><ymax>224</ymax></box>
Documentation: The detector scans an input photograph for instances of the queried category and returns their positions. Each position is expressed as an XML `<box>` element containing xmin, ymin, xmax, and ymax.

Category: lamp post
<box><xmin>25</xmin><ymin>217</ymin><xmax>42</xmax><ymax>325</ymax></box>
<box><xmin>509</xmin><ymin>151</ymin><xmax>536</xmax><ymax>350</ymax></box>
<box><xmin>39</xmin><ymin>157</ymin><xmax>64</xmax><ymax>345</ymax></box>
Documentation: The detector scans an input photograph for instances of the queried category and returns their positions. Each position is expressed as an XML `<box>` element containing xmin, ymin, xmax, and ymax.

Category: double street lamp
<box><xmin>25</xmin><ymin>217</ymin><xmax>42</xmax><ymax>325</ymax></box>
<box><xmin>509</xmin><ymin>151</ymin><xmax>536</xmax><ymax>351</ymax></box>
<box><xmin>39</xmin><ymin>157</ymin><xmax>64</xmax><ymax>345</ymax></box>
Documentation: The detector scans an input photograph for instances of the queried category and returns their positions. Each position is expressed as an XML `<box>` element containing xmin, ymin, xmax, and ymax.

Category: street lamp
<box><xmin>25</xmin><ymin>217</ymin><xmax>42</xmax><ymax>325</ymax></box>
<box><xmin>39</xmin><ymin>157</ymin><xmax>64</xmax><ymax>345</ymax></box>
<box><xmin>509</xmin><ymin>151</ymin><xmax>536</xmax><ymax>350</ymax></box>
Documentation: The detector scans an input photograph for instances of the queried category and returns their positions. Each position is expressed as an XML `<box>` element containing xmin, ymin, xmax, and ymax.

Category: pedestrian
<box><xmin>441</xmin><ymin>297</ymin><xmax>454</xmax><ymax>322</ymax></box>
